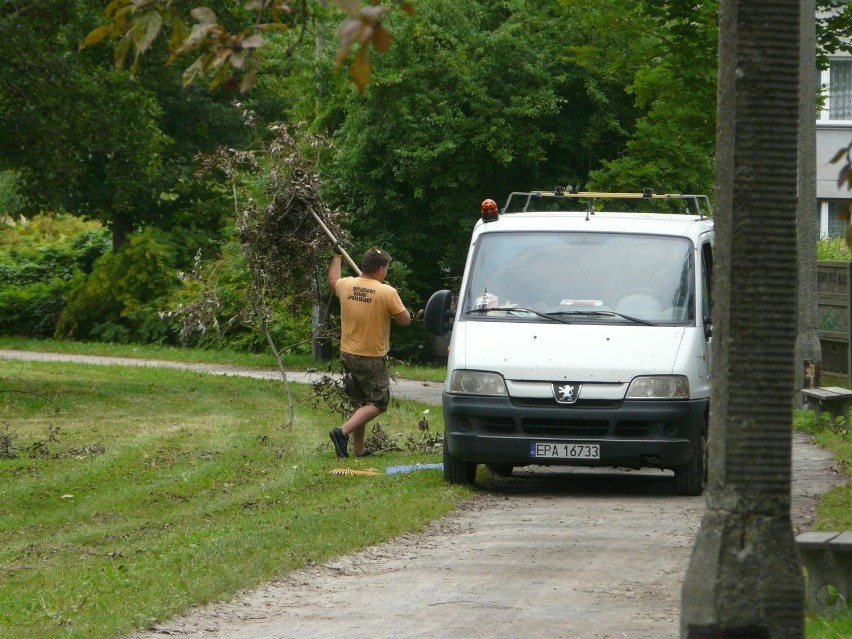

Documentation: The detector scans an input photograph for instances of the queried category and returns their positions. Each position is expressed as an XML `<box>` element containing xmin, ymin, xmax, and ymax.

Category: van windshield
<box><xmin>463</xmin><ymin>232</ymin><xmax>695</xmax><ymax>325</ymax></box>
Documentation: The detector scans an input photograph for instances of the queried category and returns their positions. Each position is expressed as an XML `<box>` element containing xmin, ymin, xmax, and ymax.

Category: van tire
<box><xmin>443</xmin><ymin>437</ymin><xmax>477</xmax><ymax>485</ymax></box>
<box><xmin>673</xmin><ymin>433</ymin><xmax>706</xmax><ymax>496</ymax></box>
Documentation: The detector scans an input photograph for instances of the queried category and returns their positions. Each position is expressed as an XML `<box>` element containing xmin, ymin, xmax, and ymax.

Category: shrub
<box><xmin>817</xmin><ymin>237</ymin><xmax>851</xmax><ymax>261</ymax></box>
<box><xmin>0</xmin><ymin>215</ymin><xmax>109</xmax><ymax>338</ymax></box>
<box><xmin>163</xmin><ymin>240</ymin><xmax>315</xmax><ymax>355</ymax></box>
<box><xmin>56</xmin><ymin>228</ymin><xmax>180</xmax><ymax>343</ymax></box>
<box><xmin>0</xmin><ymin>276</ymin><xmax>80</xmax><ymax>338</ymax></box>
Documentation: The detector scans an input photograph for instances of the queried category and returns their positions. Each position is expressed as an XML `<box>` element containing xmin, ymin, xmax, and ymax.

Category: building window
<box><xmin>820</xmin><ymin>201</ymin><xmax>850</xmax><ymax>239</ymax></box>
<box><xmin>829</xmin><ymin>60</ymin><xmax>852</xmax><ymax>120</ymax></box>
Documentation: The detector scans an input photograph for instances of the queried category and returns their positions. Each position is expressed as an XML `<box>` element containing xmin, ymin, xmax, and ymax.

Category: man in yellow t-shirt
<box><xmin>328</xmin><ymin>247</ymin><xmax>411</xmax><ymax>458</ymax></box>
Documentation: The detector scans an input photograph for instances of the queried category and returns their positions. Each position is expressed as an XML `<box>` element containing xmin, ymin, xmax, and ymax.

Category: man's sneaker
<box><xmin>355</xmin><ymin>449</ymin><xmax>374</xmax><ymax>458</ymax></box>
<box><xmin>329</xmin><ymin>428</ymin><xmax>349</xmax><ymax>458</ymax></box>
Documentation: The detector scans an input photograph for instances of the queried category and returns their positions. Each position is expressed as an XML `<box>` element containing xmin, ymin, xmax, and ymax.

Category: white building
<box><xmin>817</xmin><ymin>51</ymin><xmax>852</xmax><ymax>238</ymax></box>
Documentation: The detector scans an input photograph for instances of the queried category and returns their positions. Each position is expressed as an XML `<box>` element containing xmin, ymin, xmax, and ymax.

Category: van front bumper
<box><xmin>442</xmin><ymin>392</ymin><xmax>707</xmax><ymax>469</ymax></box>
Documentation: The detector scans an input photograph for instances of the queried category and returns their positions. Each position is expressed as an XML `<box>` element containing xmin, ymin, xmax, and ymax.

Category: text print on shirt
<box><xmin>348</xmin><ymin>286</ymin><xmax>376</xmax><ymax>303</ymax></box>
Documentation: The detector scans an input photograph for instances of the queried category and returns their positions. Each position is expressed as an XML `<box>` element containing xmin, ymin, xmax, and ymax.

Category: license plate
<box><xmin>530</xmin><ymin>442</ymin><xmax>600</xmax><ymax>460</ymax></box>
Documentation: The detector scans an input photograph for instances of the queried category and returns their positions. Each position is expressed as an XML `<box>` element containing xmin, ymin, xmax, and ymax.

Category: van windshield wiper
<box><xmin>466</xmin><ymin>306</ymin><xmax>573</xmax><ymax>324</ymax></box>
<box><xmin>467</xmin><ymin>307</ymin><xmax>658</xmax><ymax>326</ymax></box>
<box><xmin>547</xmin><ymin>310</ymin><xmax>658</xmax><ymax>326</ymax></box>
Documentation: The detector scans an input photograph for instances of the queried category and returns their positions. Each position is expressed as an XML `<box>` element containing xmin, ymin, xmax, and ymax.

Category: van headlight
<box><xmin>626</xmin><ymin>375</ymin><xmax>689</xmax><ymax>399</ymax></box>
<box><xmin>449</xmin><ymin>370</ymin><xmax>507</xmax><ymax>396</ymax></box>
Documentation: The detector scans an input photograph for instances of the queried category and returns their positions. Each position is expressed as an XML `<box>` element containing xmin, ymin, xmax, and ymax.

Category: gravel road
<box><xmin>1</xmin><ymin>350</ymin><xmax>846</xmax><ymax>639</ymax></box>
<box><xmin>119</xmin><ymin>437</ymin><xmax>841</xmax><ymax>639</ymax></box>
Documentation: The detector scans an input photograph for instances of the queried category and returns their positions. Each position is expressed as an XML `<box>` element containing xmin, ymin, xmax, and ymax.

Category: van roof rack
<box><xmin>502</xmin><ymin>189</ymin><xmax>713</xmax><ymax>219</ymax></box>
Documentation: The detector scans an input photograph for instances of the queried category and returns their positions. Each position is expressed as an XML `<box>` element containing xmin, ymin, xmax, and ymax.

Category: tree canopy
<box><xmin>0</xmin><ymin>0</ymin><xmax>283</xmax><ymax>251</ymax></box>
<box><xmin>3</xmin><ymin>0</ymin><xmax>852</xmax><ymax>355</ymax></box>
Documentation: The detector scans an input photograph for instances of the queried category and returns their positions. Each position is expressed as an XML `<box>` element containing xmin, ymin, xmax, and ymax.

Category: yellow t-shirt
<box><xmin>334</xmin><ymin>276</ymin><xmax>406</xmax><ymax>357</ymax></box>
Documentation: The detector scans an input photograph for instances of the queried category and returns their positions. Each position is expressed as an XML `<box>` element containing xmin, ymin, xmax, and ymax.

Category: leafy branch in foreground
<box><xmin>83</xmin><ymin>0</ymin><xmax>414</xmax><ymax>93</ymax></box>
<box><xmin>830</xmin><ymin>142</ymin><xmax>852</xmax><ymax>247</ymax></box>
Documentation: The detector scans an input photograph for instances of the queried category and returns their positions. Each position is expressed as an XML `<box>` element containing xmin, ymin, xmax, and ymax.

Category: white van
<box><xmin>424</xmin><ymin>191</ymin><xmax>714</xmax><ymax>495</ymax></box>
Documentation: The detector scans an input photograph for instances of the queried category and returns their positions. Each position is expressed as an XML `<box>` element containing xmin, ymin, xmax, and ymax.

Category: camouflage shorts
<box><xmin>340</xmin><ymin>353</ymin><xmax>391</xmax><ymax>412</ymax></box>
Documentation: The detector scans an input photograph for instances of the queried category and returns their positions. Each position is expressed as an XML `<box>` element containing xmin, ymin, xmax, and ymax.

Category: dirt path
<box><xmin>0</xmin><ymin>349</ymin><xmax>443</xmax><ymax>405</ymax></box>
<box><xmin>1</xmin><ymin>350</ymin><xmax>845</xmax><ymax>638</ymax></box>
<box><xmin>119</xmin><ymin>433</ymin><xmax>843</xmax><ymax>639</ymax></box>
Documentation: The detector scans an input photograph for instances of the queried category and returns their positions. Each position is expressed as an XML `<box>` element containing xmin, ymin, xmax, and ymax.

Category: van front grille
<box><xmin>615</xmin><ymin>421</ymin><xmax>652</xmax><ymax>437</ymax></box>
<box><xmin>521</xmin><ymin>419</ymin><xmax>609</xmax><ymax>436</ymax></box>
<box><xmin>477</xmin><ymin>417</ymin><xmax>515</xmax><ymax>434</ymax></box>
<box><xmin>472</xmin><ymin>416</ymin><xmax>659</xmax><ymax>437</ymax></box>
<box><xmin>512</xmin><ymin>397</ymin><xmax>622</xmax><ymax>409</ymax></box>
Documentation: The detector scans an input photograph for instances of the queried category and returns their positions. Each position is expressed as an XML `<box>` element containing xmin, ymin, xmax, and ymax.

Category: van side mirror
<box><xmin>704</xmin><ymin>317</ymin><xmax>713</xmax><ymax>340</ymax></box>
<box><xmin>424</xmin><ymin>290</ymin><xmax>454</xmax><ymax>336</ymax></box>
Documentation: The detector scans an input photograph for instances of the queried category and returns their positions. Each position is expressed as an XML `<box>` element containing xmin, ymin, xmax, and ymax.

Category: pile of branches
<box><xmin>178</xmin><ymin>115</ymin><xmax>348</xmax><ymax>345</ymax></box>
<box><xmin>231</xmin><ymin>122</ymin><xmax>348</xmax><ymax>301</ymax></box>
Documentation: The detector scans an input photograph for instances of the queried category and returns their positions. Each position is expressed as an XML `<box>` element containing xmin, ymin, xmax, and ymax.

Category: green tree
<box><xmin>315</xmin><ymin>0</ymin><xmax>638</xmax><ymax>303</ymax></box>
<box><xmin>0</xmin><ymin>0</ymin><xmax>275</xmax><ymax>252</ymax></box>
<box><xmin>0</xmin><ymin>0</ymin><xmax>166</xmax><ymax>249</ymax></box>
<box><xmin>579</xmin><ymin>0</ymin><xmax>719</xmax><ymax>195</ymax></box>
<box><xmin>816</xmin><ymin>0</ymin><xmax>852</xmax><ymax>67</ymax></box>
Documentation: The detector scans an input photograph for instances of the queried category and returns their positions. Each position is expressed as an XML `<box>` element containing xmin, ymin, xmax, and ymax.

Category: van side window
<box><xmin>701</xmin><ymin>242</ymin><xmax>713</xmax><ymax>324</ymax></box>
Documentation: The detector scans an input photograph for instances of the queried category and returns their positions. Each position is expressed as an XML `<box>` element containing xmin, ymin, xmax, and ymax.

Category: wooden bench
<box><xmin>796</xmin><ymin>531</ymin><xmax>852</xmax><ymax>616</ymax></box>
<box><xmin>801</xmin><ymin>386</ymin><xmax>852</xmax><ymax>427</ymax></box>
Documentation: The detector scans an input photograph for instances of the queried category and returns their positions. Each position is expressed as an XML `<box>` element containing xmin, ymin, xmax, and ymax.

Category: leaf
<box><xmin>209</xmin><ymin>64</ymin><xmax>230</xmax><ymax>91</ymax></box>
<box><xmin>240</xmin><ymin>68</ymin><xmax>257</xmax><ymax>94</ymax></box>
<box><xmin>258</xmin><ymin>23</ymin><xmax>290</xmax><ymax>32</ymax></box>
<box><xmin>169</xmin><ymin>19</ymin><xmax>189</xmax><ymax>53</ymax></box>
<box><xmin>113</xmin><ymin>4</ymin><xmax>133</xmax><ymax>25</ymax></box>
<box><xmin>191</xmin><ymin>7</ymin><xmax>218</xmax><ymax>25</ymax></box>
<box><xmin>837</xmin><ymin>163</ymin><xmax>852</xmax><ymax>189</ymax></box>
<box><xmin>83</xmin><ymin>25</ymin><xmax>115</xmax><ymax>48</ymax></box>
<box><xmin>335</xmin><ymin>17</ymin><xmax>361</xmax><ymax>69</ymax></box>
<box><xmin>182</xmin><ymin>56</ymin><xmax>207</xmax><ymax>86</ymax></box>
<box><xmin>331</xmin><ymin>0</ymin><xmax>361</xmax><ymax>17</ymax></box>
<box><xmin>373</xmin><ymin>25</ymin><xmax>391</xmax><ymax>53</ymax></box>
<box><xmin>103</xmin><ymin>0</ymin><xmax>129</xmax><ymax>18</ymax></box>
<box><xmin>840</xmin><ymin>201</ymin><xmax>852</xmax><ymax>224</ymax></box>
<box><xmin>210</xmin><ymin>47</ymin><xmax>232</xmax><ymax>71</ymax></box>
<box><xmin>338</xmin><ymin>17</ymin><xmax>362</xmax><ymax>52</ymax></box>
<box><xmin>114</xmin><ymin>35</ymin><xmax>132</xmax><ymax>70</ymax></box>
<box><xmin>362</xmin><ymin>5</ymin><xmax>387</xmax><ymax>21</ymax></box>
<box><xmin>349</xmin><ymin>46</ymin><xmax>371</xmax><ymax>93</ymax></box>
<box><xmin>241</xmin><ymin>34</ymin><xmax>264</xmax><ymax>49</ymax></box>
<box><xmin>132</xmin><ymin>11</ymin><xmax>163</xmax><ymax>54</ymax></box>
<box><xmin>830</xmin><ymin>144</ymin><xmax>850</xmax><ymax>164</ymax></box>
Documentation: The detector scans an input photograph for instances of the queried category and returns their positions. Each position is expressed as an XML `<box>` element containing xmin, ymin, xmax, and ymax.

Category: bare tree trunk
<box><xmin>680</xmin><ymin>0</ymin><xmax>805</xmax><ymax>637</ymax></box>
<box><xmin>254</xmin><ymin>299</ymin><xmax>294</xmax><ymax>429</ymax></box>
<box><xmin>111</xmin><ymin>209</ymin><xmax>133</xmax><ymax>252</ymax></box>
<box><xmin>795</xmin><ymin>0</ymin><xmax>822</xmax><ymax>403</ymax></box>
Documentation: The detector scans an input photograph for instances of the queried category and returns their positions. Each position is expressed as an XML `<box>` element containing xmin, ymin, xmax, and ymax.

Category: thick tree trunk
<box><xmin>680</xmin><ymin>1</ymin><xmax>805</xmax><ymax>638</ymax></box>
<box><xmin>111</xmin><ymin>209</ymin><xmax>134</xmax><ymax>253</ymax></box>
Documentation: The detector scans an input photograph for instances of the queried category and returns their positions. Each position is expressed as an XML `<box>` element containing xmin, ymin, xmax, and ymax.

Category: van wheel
<box><xmin>443</xmin><ymin>437</ymin><xmax>477</xmax><ymax>485</ymax></box>
<box><xmin>674</xmin><ymin>433</ymin><xmax>706</xmax><ymax>496</ymax></box>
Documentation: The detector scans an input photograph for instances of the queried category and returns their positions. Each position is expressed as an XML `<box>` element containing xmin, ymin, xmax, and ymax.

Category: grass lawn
<box><xmin>0</xmin><ymin>359</ymin><xmax>466</xmax><ymax>639</ymax></box>
<box><xmin>2</xmin><ymin>342</ymin><xmax>850</xmax><ymax>638</ymax></box>
<box><xmin>794</xmin><ymin>411</ymin><xmax>852</xmax><ymax>638</ymax></box>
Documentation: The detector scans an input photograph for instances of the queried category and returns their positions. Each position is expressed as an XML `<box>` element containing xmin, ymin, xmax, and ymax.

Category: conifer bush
<box><xmin>0</xmin><ymin>216</ymin><xmax>109</xmax><ymax>338</ymax></box>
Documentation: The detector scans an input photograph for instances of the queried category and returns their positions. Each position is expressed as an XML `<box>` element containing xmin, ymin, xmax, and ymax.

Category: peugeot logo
<box><xmin>553</xmin><ymin>382</ymin><xmax>581</xmax><ymax>404</ymax></box>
